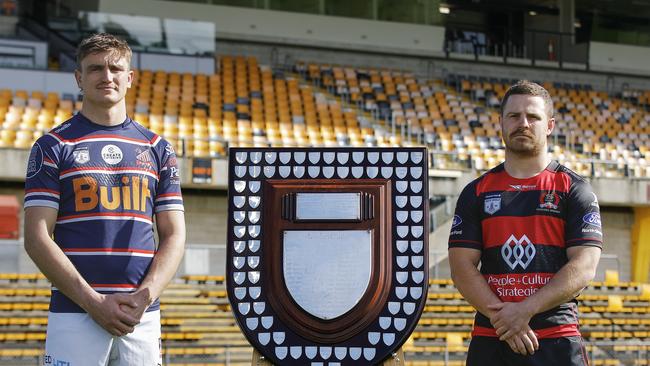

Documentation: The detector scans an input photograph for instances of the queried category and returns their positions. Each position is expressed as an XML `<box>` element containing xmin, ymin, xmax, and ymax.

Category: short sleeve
<box><xmin>448</xmin><ymin>181</ymin><xmax>483</xmax><ymax>250</ymax></box>
<box><xmin>154</xmin><ymin>140</ymin><xmax>184</xmax><ymax>213</ymax></box>
<box><xmin>565</xmin><ymin>179</ymin><xmax>602</xmax><ymax>248</ymax></box>
<box><xmin>24</xmin><ymin>137</ymin><xmax>60</xmax><ymax>210</ymax></box>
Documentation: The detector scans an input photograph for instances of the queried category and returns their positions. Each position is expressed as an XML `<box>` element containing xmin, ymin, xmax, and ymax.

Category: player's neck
<box><xmin>503</xmin><ymin>149</ymin><xmax>551</xmax><ymax>179</ymax></box>
<box><xmin>80</xmin><ymin>100</ymin><xmax>127</xmax><ymax>127</ymax></box>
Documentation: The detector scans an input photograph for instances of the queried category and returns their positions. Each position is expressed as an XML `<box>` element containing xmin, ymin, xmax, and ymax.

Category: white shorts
<box><xmin>44</xmin><ymin>310</ymin><xmax>162</xmax><ymax>366</ymax></box>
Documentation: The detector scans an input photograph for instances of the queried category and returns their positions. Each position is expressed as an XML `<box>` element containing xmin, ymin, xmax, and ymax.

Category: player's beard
<box><xmin>504</xmin><ymin>127</ymin><xmax>545</xmax><ymax>157</ymax></box>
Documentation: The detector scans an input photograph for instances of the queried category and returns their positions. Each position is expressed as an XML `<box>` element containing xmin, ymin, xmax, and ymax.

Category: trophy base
<box><xmin>251</xmin><ymin>347</ymin><xmax>405</xmax><ymax>365</ymax></box>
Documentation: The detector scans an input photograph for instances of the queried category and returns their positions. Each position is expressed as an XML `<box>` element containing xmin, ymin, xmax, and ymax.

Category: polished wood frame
<box><xmin>263</xmin><ymin>179</ymin><xmax>393</xmax><ymax>343</ymax></box>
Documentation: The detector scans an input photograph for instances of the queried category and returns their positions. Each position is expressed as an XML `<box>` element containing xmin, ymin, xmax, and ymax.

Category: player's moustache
<box><xmin>510</xmin><ymin>128</ymin><xmax>533</xmax><ymax>138</ymax></box>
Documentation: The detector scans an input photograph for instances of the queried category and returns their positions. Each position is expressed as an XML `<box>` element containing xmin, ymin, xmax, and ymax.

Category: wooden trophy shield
<box><xmin>226</xmin><ymin>148</ymin><xmax>429</xmax><ymax>365</ymax></box>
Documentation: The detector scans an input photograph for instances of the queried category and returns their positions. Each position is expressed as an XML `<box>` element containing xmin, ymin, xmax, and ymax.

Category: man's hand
<box><xmin>488</xmin><ymin>302</ymin><xmax>535</xmax><ymax>340</ymax></box>
<box><xmin>119</xmin><ymin>288</ymin><xmax>153</xmax><ymax>322</ymax></box>
<box><xmin>503</xmin><ymin>326</ymin><xmax>539</xmax><ymax>355</ymax></box>
<box><xmin>85</xmin><ymin>292</ymin><xmax>141</xmax><ymax>336</ymax></box>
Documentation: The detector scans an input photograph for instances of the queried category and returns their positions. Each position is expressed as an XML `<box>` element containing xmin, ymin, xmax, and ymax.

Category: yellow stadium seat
<box><xmin>605</xmin><ymin>270</ymin><xmax>620</xmax><ymax>286</ymax></box>
<box><xmin>607</xmin><ymin>295</ymin><xmax>623</xmax><ymax>312</ymax></box>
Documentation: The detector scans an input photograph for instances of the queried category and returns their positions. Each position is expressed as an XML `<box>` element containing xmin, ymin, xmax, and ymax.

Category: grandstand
<box><xmin>0</xmin><ymin>0</ymin><xmax>649</xmax><ymax>364</ymax></box>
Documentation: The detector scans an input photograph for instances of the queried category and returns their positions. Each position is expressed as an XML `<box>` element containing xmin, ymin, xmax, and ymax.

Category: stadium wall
<box><xmin>590</xmin><ymin>42</ymin><xmax>650</xmax><ymax>76</ymax></box>
<box><xmin>98</xmin><ymin>0</ymin><xmax>445</xmax><ymax>58</ymax></box>
<box><xmin>0</xmin><ymin>68</ymin><xmax>77</xmax><ymax>95</ymax></box>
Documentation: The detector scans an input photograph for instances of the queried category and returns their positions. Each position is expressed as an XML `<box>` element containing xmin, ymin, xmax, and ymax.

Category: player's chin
<box><xmin>507</xmin><ymin>144</ymin><xmax>540</xmax><ymax>156</ymax></box>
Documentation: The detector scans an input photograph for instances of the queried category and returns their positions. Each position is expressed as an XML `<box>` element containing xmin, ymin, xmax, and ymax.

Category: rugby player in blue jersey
<box><xmin>24</xmin><ymin>33</ymin><xmax>186</xmax><ymax>365</ymax></box>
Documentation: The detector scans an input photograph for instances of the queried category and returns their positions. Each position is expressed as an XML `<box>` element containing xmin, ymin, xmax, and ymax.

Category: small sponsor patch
<box><xmin>509</xmin><ymin>184</ymin><xmax>536</xmax><ymax>191</ymax></box>
<box><xmin>451</xmin><ymin>215</ymin><xmax>462</xmax><ymax>228</ymax></box>
<box><xmin>590</xmin><ymin>192</ymin><xmax>599</xmax><ymax>207</ymax></box>
<box><xmin>72</xmin><ymin>147</ymin><xmax>90</xmax><ymax>164</ymax></box>
<box><xmin>165</xmin><ymin>144</ymin><xmax>175</xmax><ymax>156</ymax></box>
<box><xmin>53</xmin><ymin>122</ymin><xmax>71</xmax><ymax>134</ymax></box>
<box><xmin>26</xmin><ymin>143</ymin><xmax>43</xmax><ymax>178</ymax></box>
<box><xmin>101</xmin><ymin>144</ymin><xmax>123</xmax><ymax>165</ymax></box>
<box><xmin>583</xmin><ymin>212</ymin><xmax>601</xmax><ymax>227</ymax></box>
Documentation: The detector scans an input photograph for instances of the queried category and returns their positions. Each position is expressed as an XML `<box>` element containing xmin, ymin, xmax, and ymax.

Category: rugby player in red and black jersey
<box><xmin>449</xmin><ymin>80</ymin><xmax>601</xmax><ymax>365</ymax></box>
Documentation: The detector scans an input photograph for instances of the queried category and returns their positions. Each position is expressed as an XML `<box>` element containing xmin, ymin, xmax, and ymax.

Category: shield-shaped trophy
<box><xmin>227</xmin><ymin>148</ymin><xmax>429</xmax><ymax>365</ymax></box>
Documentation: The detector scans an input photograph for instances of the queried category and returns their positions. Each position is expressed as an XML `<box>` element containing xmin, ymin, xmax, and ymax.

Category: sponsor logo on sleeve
<box><xmin>450</xmin><ymin>215</ymin><xmax>463</xmax><ymax>235</ymax></box>
<box><xmin>590</xmin><ymin>192</ymin><xmax>599</xmax><ymax>207</ymax></box>
<box><xmin>165</xmin><ymin>152</ymin><xmax>180</xmax><ymax>184</ymax></box>
<box><xmin>26</xmin><ymin>143</ymin><xmax>43</xmax><ymax>178</ymax></box>
<box><xmin>72</xmin><ymin>147</ymin><xmax>90</xmax><ymax>164</ymax></box>
<box><xmin>101</xmin><ymin>144</ymin><xmax>123</xmax><ymax>165</ymax></box>
<box><xmin>484</xmin><ymin>194</ymin><xmax>501</xmax><ymax>215</ymax></box>
<box><xmin>165</xmin><ymin>144</ymin><xmax>175</xmax><ymax>156</ymax></box>
<box><xmin>53</xmin><ymin>122</ymin><xmax>71</xmax><ymax>134</ymax></box>
<box><xmin>583</xmin><ymin>212</ymin><xmax>601</xmax><ymax>227</ymax></box>
<box><xmin>451</xmin><ymin>215</ymin><xmax>462</xmax><ymax>228</ymax></box>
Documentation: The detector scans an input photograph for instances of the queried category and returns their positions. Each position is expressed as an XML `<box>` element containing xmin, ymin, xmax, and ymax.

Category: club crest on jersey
<box><xmin>484</xmin><ymin>194</ymin><xmax>501</xmax><ymax>215</ymax></box>
<box><xmin>135</xmin><ymin>148</ymin><xmax>153</xmax><ymax>169</ymax></box>
<box><xmin>72</xmin><ymin>147</ymin><xmax>90</xmax><ymax>164</ymax></box>
<box><xmin>539</xmin><ymin>191</ymin><xmax>560</xmax><ymax>210</ymax></box>
<box><xmin>101</xmin><ymin>144</ymin><xmax>123</xmax><ymax>165</ymax></box>
<box><xmin>501</xmin><ymin>234</ymin><xmax>536</xmax><ymax>270</ymax></box>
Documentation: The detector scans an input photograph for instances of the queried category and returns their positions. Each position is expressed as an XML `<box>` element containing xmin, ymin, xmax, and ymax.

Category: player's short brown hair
<box><xmin>500</xmin><ymin>80</ymin><xmax>554</xmax><ymax>118</ymax></box>
<box><xmin>76</xmin><ymin>33</ymin><xmax>132</xmax><ymax>69</ymax></box>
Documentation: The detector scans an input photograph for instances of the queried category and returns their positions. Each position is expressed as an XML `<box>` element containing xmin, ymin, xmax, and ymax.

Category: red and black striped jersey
<box><xmin>448</xmin><ymin>161</ymin><xmax>602</xmax><ymax>339</ymax></box>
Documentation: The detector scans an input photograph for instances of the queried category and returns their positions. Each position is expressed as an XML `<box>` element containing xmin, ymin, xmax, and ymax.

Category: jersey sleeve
<box><xmin>24</xmin><ymin>136</ymin><xmax>60</xmax><ymax>210</ymax></box>
<box><xmin>154</xmin><ymin>140</ymin><xmax>184</xmax><ymax>213</ymax></box>
<box><xmin>565</xmin><ymin>179</ymin><xmax>602</xmax><ymax>248</ymax></box>
<box><xmin>448</xmin><ymin>181</ymin><xmax>483</xmax><ymax>250</ymax></box>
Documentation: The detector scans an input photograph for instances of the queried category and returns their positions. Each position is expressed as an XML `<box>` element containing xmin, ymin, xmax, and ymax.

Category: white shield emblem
<box><xmin>484</xmin><ymin>195</ymin><xmax>501</xmax><ymax>215</ymax></box>
<box><xmin>73</xmin><ymin>148</ymin><xmax>90</xmax><ymax>164</ymax></box>
<box><xmin>283</xmin><ymin>230</ymin><xmax>371</xmax><ymax>320</ymax></box>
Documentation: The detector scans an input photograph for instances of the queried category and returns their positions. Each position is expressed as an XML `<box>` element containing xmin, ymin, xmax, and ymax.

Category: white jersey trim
<box><xmin>57</xmin><ymin>216</ymin><xmax>153</xmax><ymax>225</ymax></box>
<box><xmin>24</xmin><ymin>200</ymin><xmax>59</xmax><ymax>210</ymax></box>
<box><xmin>155</xmin><ymin>204</ymin><xmax>185</xmax><ymax>212</ymax></box>
<box><xmin>60</xmin><ymin>168</ymin><xmax>159</xmax><ymax>180</ymax></box>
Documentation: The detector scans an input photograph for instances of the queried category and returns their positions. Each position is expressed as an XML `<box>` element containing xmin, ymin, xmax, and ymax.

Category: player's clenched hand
<box><xmin>488</xmin><ymin>302</ymin><xmax>535</xmax><ymax>341</ymax></box>
<box><xmin>119</xmin><ymin>288</ymin><xmax>153</xmax><ymax>322</ymax></box>
<box><xmin>503</xmin><ymin>326</ymin><xmax>539</xmax><ymax>355</ymax></box>
<box><xmin>86</xmin><ymin>292</ymin><xmax>140</xmax><ymax>336</ymax></box>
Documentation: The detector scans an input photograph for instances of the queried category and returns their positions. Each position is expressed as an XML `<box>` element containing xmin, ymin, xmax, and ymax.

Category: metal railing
<box><xmin>444</xmin><ymin>25</ymin><xmax>589</xmax><ymax>69</ymax></box>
